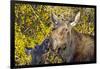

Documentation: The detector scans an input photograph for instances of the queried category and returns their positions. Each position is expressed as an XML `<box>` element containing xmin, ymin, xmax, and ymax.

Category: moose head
<box><xmin>50</xmin><ymin>12</ymin><xmax>80</xmax><ymax>50</ymax></box>
<box><xmin>25</xmin><ymin>38</ymin><xmax>50</xmax><ymax>64</ymax></box>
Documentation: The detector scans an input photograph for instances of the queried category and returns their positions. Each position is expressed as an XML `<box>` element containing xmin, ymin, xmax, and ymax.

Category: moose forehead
<box><xmin>52</xmin><ymin>22</ymin><xmax>70</xmax><ymax>31</ymax></box>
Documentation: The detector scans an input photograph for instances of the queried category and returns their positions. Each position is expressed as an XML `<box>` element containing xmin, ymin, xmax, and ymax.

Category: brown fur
<box><xmin>48</xmin><ymin>12</ymin><xmax>95</xmax><ymax>63</ymax></box>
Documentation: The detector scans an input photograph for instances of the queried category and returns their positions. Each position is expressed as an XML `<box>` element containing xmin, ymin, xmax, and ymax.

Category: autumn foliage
<box><xmin>14</xmin><ymin>3</ymin><xmax>95</xmax><ymax>65</ymax></box>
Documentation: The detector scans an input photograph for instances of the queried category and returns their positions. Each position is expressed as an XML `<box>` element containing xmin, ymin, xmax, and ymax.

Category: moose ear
<box><xmin>70</xmin><ymin>12</ymin><xmax>80</xmax><ymax>26</ymax></box>
<box><xmin>51</xmin><ymin>13</ymin><xmax>60</xmax><ymax>25</ymax></box>
<box><xmin>51</xmin><ymin>13</ymin><xmax>58</xmax><ymax>23</ymax></box>
<box><xmin>51</xmin><ymin>13</ymin><xmax>61</xmax><ymax>29</ymax></box>
<box><xmin>25</xmin><ymin>48</ymin><xmax>33</xmax><ymax>56</ymax></box>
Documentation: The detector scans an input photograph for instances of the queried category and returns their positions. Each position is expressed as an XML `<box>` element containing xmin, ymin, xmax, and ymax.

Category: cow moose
<box><xmin>49</xmin><ymin>12</ymin><xmax>95</xmax><ymax>63</ymax></box>
<box><xmin>25</xmin><ymin>12</ymin><xmax>95</xmax><ymax>65</ymax></box>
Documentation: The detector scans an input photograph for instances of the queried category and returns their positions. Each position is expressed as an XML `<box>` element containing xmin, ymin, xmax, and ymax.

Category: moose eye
<box><xmin>65</xmin><ymin>28</ymin><xmax>68</xmax><ymax>31</ymax></box>
<box><xmin>52</xmin><ymin>28</ymin><xmax>56</xmax><ymax>31</ymax></box>
<box><xmin>45</xmin><ymin>39</ymin><xmax>49</xmax><ymax>44</ymax></box>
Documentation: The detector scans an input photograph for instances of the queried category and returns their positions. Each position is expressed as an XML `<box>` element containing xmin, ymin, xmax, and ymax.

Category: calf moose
<box><xmin>25</xmin><ymin>38</ymin><xmax>50</xmax><ymax>65</ymax></box>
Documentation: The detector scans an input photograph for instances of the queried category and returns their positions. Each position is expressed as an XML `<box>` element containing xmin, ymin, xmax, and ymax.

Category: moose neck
<box><xmin>63</xmin><ymin>28</ymin><xmax>82</xmax><ymax>62</ymax></box>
